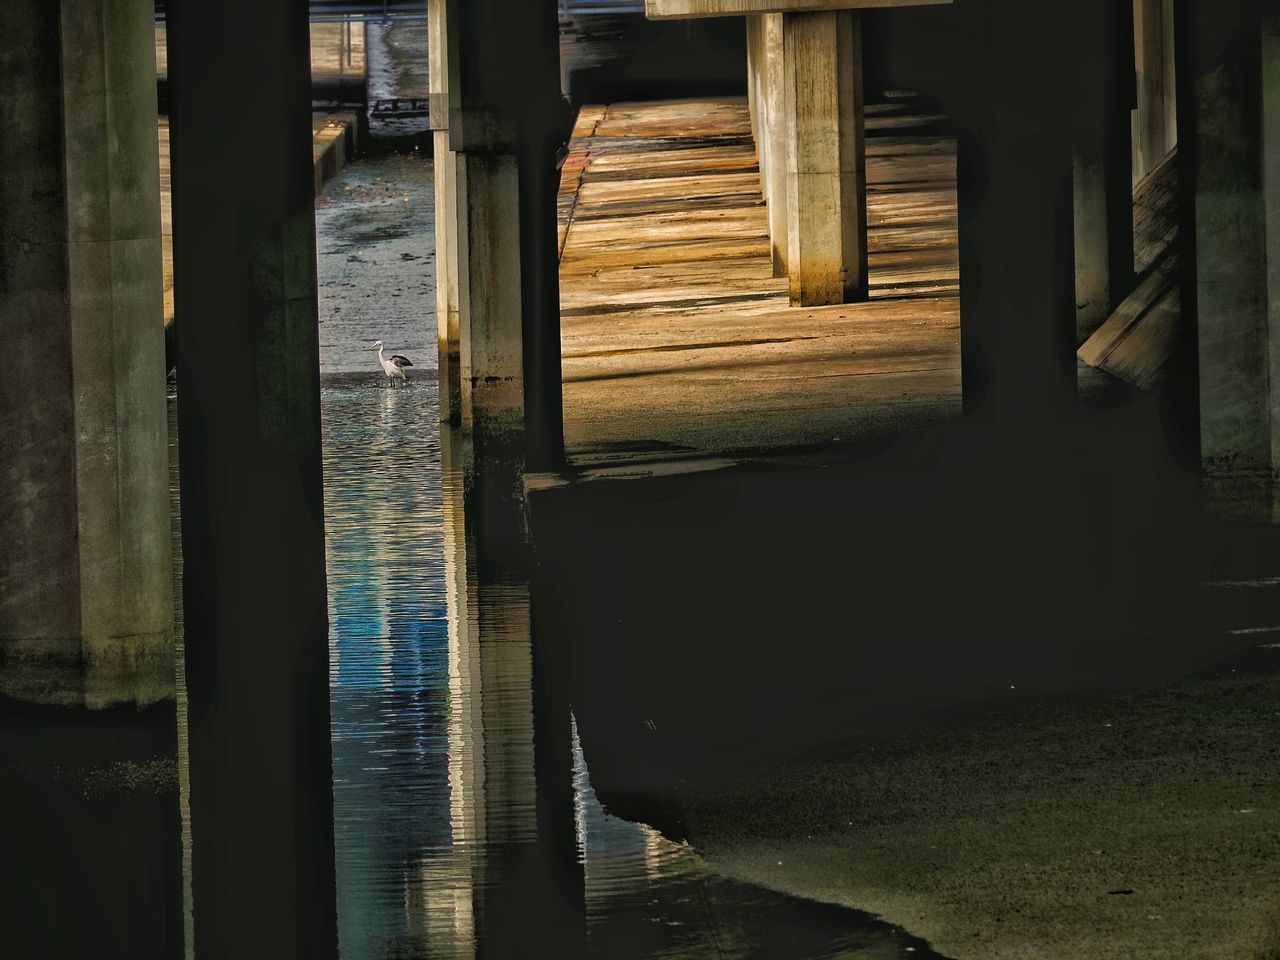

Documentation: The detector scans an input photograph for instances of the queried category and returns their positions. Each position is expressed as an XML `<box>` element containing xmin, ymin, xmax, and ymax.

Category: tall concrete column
<box><xmin>763</xmin><ymin>14</ymin><xmax>790</xmax><ymax>277</ymax></box>
<box><xmin>0</xmin><ymin>0</ymin><xmax>172</xmax><ymax>709</ymax></box>
<box><xmin>1185</xmin><ymin>0</ymin><xmax>1277</xmax><ymax>518</ymax></box>
<box><xmin>166</xmin><ymin>0</ymin><xmax>338</xmax><ymax>954</ymax></box>
<box><xmin>954</xmin><ymin>0</ymin><xmax>1078</xmax><ymax>419</ymax></box>
<box><xmin>783</xmin><ymin>10</ymin><xmax>868</xmax><ymax>306</ymax></box>
<box><xmin>455</xmin><ymin>153</ymin><xmax>526</xmax><ymax>445</ymax></box>
<box><xmin>430</xmin><ymin>0</ymin><xmax>464</xmax><ymax>426</ymax></box>
<box><xmin>746</xmin><ymin>15</ymin><xmax>762</xmax><ymax>155</ymax></box>
<box><xmin>1070</xmin><ymin>0</ymin><xmax>1136</xmax><ymax>343</ymax></box>
<box><xmin>1133</xmin><ymin>0</ymin><xmax>1178</xmax><ymax>182</ymax></box>
<box><xmin>442</xmin><ymin>0</ymin><xmax>565</xmax><ymax>468</ymax></box>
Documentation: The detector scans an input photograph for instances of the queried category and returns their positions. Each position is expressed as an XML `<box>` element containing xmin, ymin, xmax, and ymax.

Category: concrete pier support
<box><xmin>952</xmin><ymin>1</ymin><xmax>1078</xmax><ymax>418</ymax></box>
<box><xmin>456</xmin><ymin>153</ymin><xmax>526</xmax><ymax>443</ymax></box>
<box><xmin>1069</xmin><ymin>0</ymin><xmax>1136</xmax><ymax>343</ymax></box>
<box><xmin>1133</xmin><ymin>0</ymin><xmax>1178</xmax><ymax>182</ymax></box>
<box><xmin>1184</xmin><ymin>0</ymin><xmax>1280</xmax><ymax>519</ymax></box>
<box><xmin>438</xmin><ymin>0</ymin><xmax>565</xmax><ymax>467</ymax></box>
<box><xmin>166</xmin><ymin>0</ymin><xmax>337</xmax><ymax>953</ymax></box>
<box><xmin>747</xmin><ymin>16</ymin><xmax>762</xmax><ymax>149</ymax></box>
<box><xmin>0</xmin><ymin>0</ymin><xmax>172</xmax><ymax>709</ymax></box>
<box><xmin>763</xmin><ymin>15</ymin><xmax>790</xmax><ymax>277</ymax></box>
<box><xmin>749</xmin><ymin>14</ymin><xmax>791</xmax><ymax>277</ymax></box>
<box><xmin>782</xmin><ymin>10</ymin><xmax>868</xmax><ymax>306</ymax></box>
<box><xmin>430</xmin><ymin>0</ymin><xmax>464</xmax><ymax>426</ymax></box>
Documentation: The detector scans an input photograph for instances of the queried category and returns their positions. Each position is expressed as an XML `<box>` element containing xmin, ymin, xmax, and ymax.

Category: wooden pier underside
<box><xmin>557</xmin><ymin>97</ymin><xmax>962</xmax><ymax>470</ymax></box>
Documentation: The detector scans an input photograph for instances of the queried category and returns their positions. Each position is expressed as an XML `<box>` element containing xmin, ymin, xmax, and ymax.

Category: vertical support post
<box><xmin>455</xmin><ymin>153</ymin><xmax>525</xmax><ymax>444</ymax></box>
<box><xmin>0</xmin><ymin>0</ymin><xmax>173</xmax><ymax>709</ymax></box>
<box><xmin>1133</xmin><ymin>0</ymin><xmax>1179</xmax><ymax>182</ymax></box>
<box><xmin>430</xmin><ymin>0</ymin><xmax>463</xmax><ymax>425</ymax></box>
<box><xmin>166</xmin><ymin>0</ymin><xmax>338</xmax><ymax>954</ymax></box>
<box><xmin>1188</xmin><ymin>0</ymin><xmax>1275</xmax><ymax>518</ymax></box>
<box><xmin>763</xmin><ymin>14</ymin><xmax>790</xmax><ymax>277</ymax></box>
<box><xmin>1071</xmin><ymin>0</ymin><xmax>1137</xmax><ymax>344</ymax></box>
<box><xmin>1264</xmin><ymin>8</ymin><xmax>1280</xmax><ymax>503</ymax></box>
<box><xmin>746</xmin><ymin>15</ymin><xmax>762</xmax><ymax>159</ymax></box>
<box><xmin>442</xmin><ymin>0</ymin><xmax>564</xmax><ymax>468</ymax></box>
<box><xmin>956</xmin><ymin>0</ymin><xmax>1077</xmax><ymax>419</ymax></box>
<box><xmin>783</xmin><ymin>10</ymin><xmax>868</xmax><ymax>307</ymax></box>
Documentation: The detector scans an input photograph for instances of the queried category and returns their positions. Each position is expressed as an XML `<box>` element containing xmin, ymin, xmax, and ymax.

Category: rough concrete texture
<box><xmin>676</xmin><ymin>644</ymin><xmax>1280</xmax><ymax>960</ymax></box>
<box><xmin>0</xmin><ymin>0</ymin><xmax>173</xmax><ymax>708</ymax></box>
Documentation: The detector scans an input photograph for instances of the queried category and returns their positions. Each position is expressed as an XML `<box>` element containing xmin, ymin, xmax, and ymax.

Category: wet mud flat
<box><xmin>526</xmin><ymin>383</ymin><xmax>1280</xmax><ymax>958</ymax></box>
<box><xmin>674</xmin><ymin>642</ymin><xmax>1280</xmax><ymax>960</ymax></box>
<box><xmin>366</xmin><ymin>19</ymin><xmax>431</xmax><ymax>142</ymax></box>
<box><xmin>315</xmin><ymin>151</ymin><xmax>436</xmax><ymax>377</ymax></box>
<box><xmin>314</xmin><ymin>382</ymin><xmax>955</xmax><ymax>959</ymax></box>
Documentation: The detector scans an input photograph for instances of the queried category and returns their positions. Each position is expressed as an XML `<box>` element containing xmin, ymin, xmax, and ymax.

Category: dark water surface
<box><xmin>312</xmin><ymin>376</ymin><xmax>944</xmax><ymax>959</ymax></box>
<box><xmin>158</xmin><ymin>148</ymin><xmax>945</xmax><ymax>959</ymax></box>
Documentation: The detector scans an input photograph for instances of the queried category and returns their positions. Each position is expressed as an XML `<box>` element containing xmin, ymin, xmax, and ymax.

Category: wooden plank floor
<box><xmin>558</xmin><ymin>97</ymin><xmax>962</xmax><ymax>470</ymax></box>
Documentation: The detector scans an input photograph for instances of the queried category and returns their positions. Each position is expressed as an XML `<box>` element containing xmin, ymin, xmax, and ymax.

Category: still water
<box><xmin>315</xmin><ymin>375</ymin><xmax>944</xmax><ymax>959</ymax></box>
<box><xmin>164</xmin><ymin>147</ymin><xmax>946</xmax><ymax>958</ymax></box>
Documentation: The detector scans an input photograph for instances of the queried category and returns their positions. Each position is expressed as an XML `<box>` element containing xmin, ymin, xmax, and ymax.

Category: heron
<box><xmin>371</xmin><ymin>340</ymin><xmax>413</xmax><ymax>387</ymax></box>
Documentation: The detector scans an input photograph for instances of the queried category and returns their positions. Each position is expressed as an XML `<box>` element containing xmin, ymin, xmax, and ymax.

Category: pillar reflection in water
<box><xmin>320</xmin><ymin>382</ymin><xmax>582</xmax><ymax>959</ymax></box>
<box><xmin>410</xmin><ymin>427</ymin><xmax>585</xmax><ymax>959</ymax></box>
<box><xmin>319</xmin><ymin>382</ymin><xmax>942</xmax><ymax>959</ymax></box>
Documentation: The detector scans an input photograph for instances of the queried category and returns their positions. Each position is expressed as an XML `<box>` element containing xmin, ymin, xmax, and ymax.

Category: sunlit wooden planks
<box><xmin>644</xmin><ymin>0</ymin><xmax>950</xmax><ymax>19</ymax></box>
<box><xmin>557</xmin><ymin>98</ymin><xmax>961</xmax><ymax>467</ymax></box>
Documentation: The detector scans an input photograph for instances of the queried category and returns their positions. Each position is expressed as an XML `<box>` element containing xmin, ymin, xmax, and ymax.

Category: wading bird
<box><xmin>371</xmin><ymin>340</ymin><xmax>413</xmax><ymax>387</ymax></box>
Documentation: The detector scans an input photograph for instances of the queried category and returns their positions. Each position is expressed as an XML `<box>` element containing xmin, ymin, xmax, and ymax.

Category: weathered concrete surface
<box><xmin>1132</xmin><ymin>0</ymin><xmax>1177</xmax><ymax>184</ymax></box>
<box><xmin>430</xmin><ymin>0</ymin><xmax>463</xmax><ymax>422</ymax></box>
<box><xmin>0</xmin><ymin>0</ymin><xmax>173</xmax><ymax>708</ymax></box>
<box><xmin>158</xmin><ymin>113</ymin><xmax>360</xmax><ymax>332</ymax></box>
<box><xmin>675</xmin><ymin>643</ymin><xmax>1280</xmax><ymax>960</ymax></box>
<box><xmin>761</xmin><ymin>15</ymin><xmax>789</xmax><ymax>275</ymax></box>
<box><xmin>437</xmin><ymin>0</ymin><xmax>564</xmax><ymax>461</ymax></box>
<box><xmin>783</xmin><ymin>11</ymin><xmax>868</xmax><ymax>305</ymax></box>
<box><xmin>166</xmin><ymin>0</ymin><xmax>337</xmax><ymax>951</ymax></box>
<box><xmin>1067</xmin><ymin>0</ymin><xmax>1136</xmax><ymax>345</ymax></box>
<box><xmin>557</xmin><ymin>98</ymin><xmax>959</xmax><ymax>468</ymax></box>
<box><xmin>1077</xmin><ymin>148</ymin><xmax>1181</xmax><ymax>390</ymax></box>
<box><xmin>1188</xmin><ymin>0</ymin><xmax>1279</xmax><ymax>520</ymax></box>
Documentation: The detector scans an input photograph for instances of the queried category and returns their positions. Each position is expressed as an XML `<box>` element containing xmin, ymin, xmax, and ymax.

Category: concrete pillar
<box><xmin>0</xmin><ymin>0</ymin><xmax>172</xmax><ymax>709</ymax></box>
<box><xmin>455</xmin><ymin>153</ymin><xmax>525</xmax><ymax>444</ymax></box>
<box><xmin>763</xmin><ymin>14</ymin><xmax>790</xmax><ymax>276</ymax></box>
<box><xmin>955</xmin><ymin>0</ymin><xmax>1078</xmax><ymax>419</ymax></box>
<box><xmin>1070</xmin><ymin>0</ymin><xmax>1136</xmax><ymax>344</ymax></box>
<box><xmin>1133</xmin><ymin>0</ymin><xmax>1178</xmax><ymax>182</ymax></box>
<box><xmin>783</xmin><ymin>10</ymin><xmax>868</xmax><ymax>306</ymax></box>
<box><xmin>747</xmin><ymin>15</ymin><xmax>762</xmax><ymax>156</ymax></box>
<box><xmin>1185</xmin><ymin>0</ymin><xmax>1278</xmax><ymax>518</ymax></box>
<box><xmin>441</xmin><ymin>0</ymin><xmax>565</xmax><ymax>467</ymax></box>
<box><xmin>430</xmin><ymin>0</ymin><xmax>464</xmax><ymax>426</ymax></box>
<box><xmin>165</xmin><ymin>0</ymin><xmax>337</xmax><ymax>953</ymax></box>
